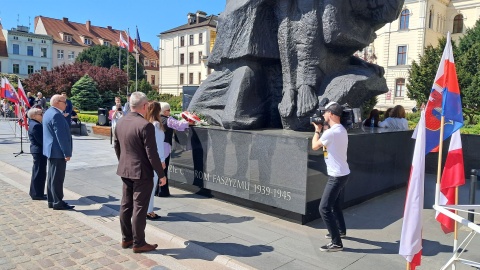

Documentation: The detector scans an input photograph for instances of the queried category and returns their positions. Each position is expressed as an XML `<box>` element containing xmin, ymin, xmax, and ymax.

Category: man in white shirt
<box><xmin>312</xmin><ymin>102</ymin><xmax>350</xmax><ymax>252</ymax></box>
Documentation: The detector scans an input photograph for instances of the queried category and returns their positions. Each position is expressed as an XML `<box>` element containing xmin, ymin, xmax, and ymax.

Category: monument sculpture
<box><xmin>188</xmin><ymin>0</ymin><xmax>405</xmax><ymax>131</ymax></box>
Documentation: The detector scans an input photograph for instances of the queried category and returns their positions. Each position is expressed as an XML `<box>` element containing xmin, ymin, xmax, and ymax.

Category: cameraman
<box><xmin>311</xmin><ymin>102</ymin><xmax>350</xmax><ymax>252</ymax></box>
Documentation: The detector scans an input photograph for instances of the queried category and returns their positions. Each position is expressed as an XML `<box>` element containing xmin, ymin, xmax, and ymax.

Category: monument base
<box><xmin>169</xmin><ymin>126</ymin><xmax>414</xmax><ymax>224</ymax></box>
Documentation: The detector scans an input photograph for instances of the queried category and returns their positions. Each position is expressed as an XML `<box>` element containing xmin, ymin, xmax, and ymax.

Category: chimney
<box><xmin>187</xmin><ymin>13</ymin><xmax>195</xmax><ymax>25</ymax></box>
<box><xmin>86</xmin><ymin>20</ymin><xmax>91</xmax><ymax>32</ymax></box>
<box><xmin>196</xmin><ymin>11</ymin><xmax>207</xmax><ymax>24</ymax></box>
<box><xmin>107</xmin><ymin>26</ymin><xmax>112</xmax><ymax>30</ymax></box>
<box><xmin>62</xmin><ymin>17</ymin><xmax>69</xmax><ymax>23</ymax></box>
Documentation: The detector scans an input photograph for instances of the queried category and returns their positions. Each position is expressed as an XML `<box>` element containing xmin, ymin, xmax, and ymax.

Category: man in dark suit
<box><xmin>61</xmin><ymin>92</ymin><xmax>73</xmax><ymax>125</ymax></box>
<box><xmin>43</xmin><ymin>94</ymin><xmax>74</xmax><ymax>210</ymax></box>
<box><xmin>27</xmin><ymin>107</ymin><xmax>47</xmax><ymax>200</ymax></box>
<box><xmin>114</xmin><ymin>91</ymin><xmax>166</xmax><ymax>253</ymax></box>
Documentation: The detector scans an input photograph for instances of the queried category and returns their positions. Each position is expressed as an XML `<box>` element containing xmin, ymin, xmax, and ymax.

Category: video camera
<box><xmin>310</xmin><ymin>98</ymin><xmax>362</xmax><ymax>129</ymax></box>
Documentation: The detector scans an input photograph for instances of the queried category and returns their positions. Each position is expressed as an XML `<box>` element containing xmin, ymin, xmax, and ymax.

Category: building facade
<box><xmin>159</xmin><ymin>11</ymin><xmax>218</xmax><ymax>95</ymax></box>
<box><xmin>374</xmin><ymin>0</ymin><xmax>480</xmax><ymax>111</ymax></box>
<box><xmin>0</xmin><ymin>24</ymin><xmax>53</xmax><ymax>78</ymax></box>
<box><xmin>140</xmin><ymin>42</ymin><xmax>160</xmax><ymax>87</ymax></box>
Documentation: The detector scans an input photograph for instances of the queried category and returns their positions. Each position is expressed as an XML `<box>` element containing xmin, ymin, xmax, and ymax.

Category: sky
<box><xmin>0</xmin><ymin>0</ymin><xmax>225</xmax><ymax>48</ymax></box>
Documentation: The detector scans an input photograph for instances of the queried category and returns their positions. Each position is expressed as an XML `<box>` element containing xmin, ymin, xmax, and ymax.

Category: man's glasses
<box><xmin>58</xmin><ymin>100</ymin><xmax>67</xmax><ymax>104</ymax></box>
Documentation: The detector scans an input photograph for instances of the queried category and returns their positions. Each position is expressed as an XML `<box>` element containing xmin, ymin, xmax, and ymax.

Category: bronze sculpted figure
<box><xmin>188</xmin><ymin>0</ymin><xmax>405</xmax><ymax>130</ymax></box>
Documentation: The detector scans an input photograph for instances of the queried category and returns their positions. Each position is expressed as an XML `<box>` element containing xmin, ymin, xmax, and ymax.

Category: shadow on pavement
<box><xmin>157</xmin><ymin>240</ymin><xmax>274</xmax><ymax>260</ymax></box>
<box><xmin>160</xmin><ymin>212</ymin><xmax>254</xmax><ymax>224</ymax></box>
<box><xmin>344</xmin><ymin>237</ymin><xmax>454</xmax><ymax>256</ymax></box>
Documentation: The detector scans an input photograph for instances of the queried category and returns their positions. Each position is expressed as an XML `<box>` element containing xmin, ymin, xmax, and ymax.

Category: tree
<box><xmin>23</xmin><ymin>62</ymin><xmax>128</xmax><ymax>97</ymax></box>
<box><xmin>361</xmin><ymin>96</ymin><xmax>378</xmax><ymax>119</ymax></box>
<box><xmin>135</xmin><ymin>79</ymin><xmax>153</xmax><ymax>94</ymax></box>
<box><xmin>70</xmin><ymin>75</ymin><xmax>101</xmax><ymax>110</ymax></box>
<box><xmin>76</xmin><ymin>45</ymin><xmax>145</xmax><ymax>81</ymax></box>
<box><xmin>456</xmin><ymin>19</ymin><xmax>480</xmax><ymax>124</ymax></box>
<box><xmin>406</xmin><ymin>38</ymin><xmax>449</xmax><ymax>106</ymax></box>
<box><xmin>99</xmin><ymin>90</ymin><xmax>117</xmax><ymax>109</ymax></box>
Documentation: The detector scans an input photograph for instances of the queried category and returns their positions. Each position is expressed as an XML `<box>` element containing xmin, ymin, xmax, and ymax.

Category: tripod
<box><xmin>13</xmin><ymin>118</ymin><xmax>30</xmax><ymax>157</ymax></box>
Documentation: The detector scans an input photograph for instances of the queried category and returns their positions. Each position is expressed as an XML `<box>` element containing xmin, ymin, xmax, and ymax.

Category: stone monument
<box><xmin>188</xmin><ymin>0</ymin><xmax>405</xmax><ymax>130</ymax></box>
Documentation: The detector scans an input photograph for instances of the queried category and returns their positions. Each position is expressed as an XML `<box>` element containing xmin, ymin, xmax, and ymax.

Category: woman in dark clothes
<box><xmin>27</xmin><ymin>107</ymin><xmax>47</xmax><ymax>200</ymax></box>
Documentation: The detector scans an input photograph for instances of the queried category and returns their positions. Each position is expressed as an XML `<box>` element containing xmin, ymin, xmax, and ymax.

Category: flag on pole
<box><xmin>3</xmin><ymin>78</ymin><xmax>19</xmax><ymax>103</ymax></box>
<box><xmin>0</xmin><ymin>77</ymin><xmax>5</xmax><ymax>98</ymax></box>
<box><xmin>118</xmin><ymin>31</ymin><xmax>129</xmax><ymax>50</ymax></box>
<box><xmin>435</xmin><ymin>130</ymin><xmax>464</xmax><ymax>233</ymax></box>
<box><xmin>128</xmin><ymin>33</ymin><xmax>134</xmax><ymax>53</ymax></box>
<box><xmin>399</xmin><ymin>111</ymin><xmax>426</xmax><ymax>270</ymax></box>
<box><xmin>17</xmin><ymin>79</ymin><xmax>30</xmax><ymax>108</ymax></box>
<box><xmin>424</xmin><ymin>32</ymin><xmax>463</xmax><ymax>154</ymax></box>
<box><xmin>136</xmin><ymin>27</ymin><xmax>142</xmax><ymax>51</ymax></box>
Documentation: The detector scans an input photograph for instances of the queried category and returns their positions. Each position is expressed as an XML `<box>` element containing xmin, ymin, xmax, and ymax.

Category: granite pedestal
<box><xmin>168</xmin><ymin>126</ymin><xmax>414</xmax><ymax>224</ymax></box>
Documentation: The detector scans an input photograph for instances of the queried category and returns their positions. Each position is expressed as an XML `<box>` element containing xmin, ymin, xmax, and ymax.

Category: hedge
<box><xmin>78</xmin><ymin>113</ymin><xmax>98</xmax><ymax>123</ymax></box>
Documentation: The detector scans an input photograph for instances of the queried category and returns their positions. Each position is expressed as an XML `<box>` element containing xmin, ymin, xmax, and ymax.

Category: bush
<box><xmin>147</xmin><ymin>92</ymin><xmax>183</xmax><ymax>111</ymax></box>
<box><xmin>78</xmin><ymin>113</ymin><xmax>98</xmax><ymax>123</ymax></box>
<box><xmin>71</xmin><ymin>75</ymin><xmax>102</xmax><ymax>110</ymax></box>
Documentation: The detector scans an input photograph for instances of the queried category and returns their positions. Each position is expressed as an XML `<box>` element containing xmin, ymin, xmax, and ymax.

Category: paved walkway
<box><xmin>0</xmin><ymin>120</ymin><xmax>479</xmax><ymax>269</ymax></box>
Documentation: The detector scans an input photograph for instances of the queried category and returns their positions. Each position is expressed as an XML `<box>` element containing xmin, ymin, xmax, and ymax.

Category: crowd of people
<box><xmin>363</xmin><ymin>105</ymin><xmax>409</xmax><ymax>130</ymax></box>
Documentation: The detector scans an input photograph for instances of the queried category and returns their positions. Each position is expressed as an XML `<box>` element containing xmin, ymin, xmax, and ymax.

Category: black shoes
<box><xmin>319</xmin><ymin>242</ymin><xmax>343</xmax><ymax>252</ymax></box>
<box><xmin>31</xmin><ymin>195</ymin><xmax>47</xmax><ymax>200</ymax></box>
<box><xmin>50</xmin><ymin>202</ymin><xmax>75</xmax><ymax>210</ymax></box>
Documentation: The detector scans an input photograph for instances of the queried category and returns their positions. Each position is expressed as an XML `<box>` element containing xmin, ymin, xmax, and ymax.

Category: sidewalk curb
<box><xmin>0</xmin><ymin>160</ymin><xmax>254</xmax><ymax>270</ymax></box>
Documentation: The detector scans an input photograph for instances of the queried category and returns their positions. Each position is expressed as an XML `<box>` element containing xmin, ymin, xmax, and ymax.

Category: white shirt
<box><xmin>152</xmin><ymin>121</ymin><xmax>166</xmax><ymax>162</ymax></box>
<box><xmin>378</xmin><ymin>117</ymin><xmax>408</xmax><ymax>130</ymax></box>
<box><xmin>320</xmin><ymin>123</ymin><xmax>350</xmax><ymax>177</ymax></box>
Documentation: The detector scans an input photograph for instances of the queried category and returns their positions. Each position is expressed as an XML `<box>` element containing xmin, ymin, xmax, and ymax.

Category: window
<box><xmin>13</xmin><ymin>36</ymin><xmax>18</xmax><ymax>40</ymax></box>
<box><xmin>13</xmin><ymin>64</ymin><xmax>19</xmax><ymax>74</ymax></box>
<box><xmin>395</xmin><ymin>78</ymin><xmax>405</xmax><ymax>97</ymax></box>
<box><xmin>41</xmin><ymin>40</ymin><xmax>46</xmax><ymax>44</ymax></box>
<box><xmin>150</xmin><ymin>61</ymin><xmax>156</xmax><ymax>67</ymax></box>
<box><xmin>57</xmin><ymin>50</ymin><xmax>64</xmax><ymax>59</ymax></box>
<box><xmin>41</xmin><ymin>66</ymin><xmax>47</xmax><ymax>71</ymax></box>
<box><xmin>64</xmin><ymin>35</ymin><xmax>72</xmax><ymax>42</ymax></box>
<box><xmin>429</xmin><ymin>10</ymin><xmax>434</xmax><ymax>29</ymax></box>
<box><xmin>144</xmin><ymin>60</ymin><xmax>150</xmax><ymax>66</ymax></box>
<box><xmin>13</xmin><ymin>44</ymin><xmax>19</xmax><ymax>55</ymax></box>
<box><xmin>189</xmin><ymin>35</ymin><xmax>194</xmax><ymax>45</ymax></box>
<box><xmin>68</xmin><ymin>51</ymin><xmax>75</xmax><ymax>60</ymax></box>
<box><xmin>198</xmin><ymin>51</ymin><xmax>203</xmax><ymax>64</ymax></box>
<box><xmin>27</xmin><ymin>46</ymin><xmax>34</xmax><ymax>56</ymax></box>
<box><xmin>180</xmin><ymin>36</ymin><xmax>185</xmax><ymax>47</ymax></box>
<box><xmin>180</xmin><ymin>53</ymin><xmax>185</xmax><ymax>65</ymax></box>
<box><xmin>151</xmin><ymin>75</ymin><xmax>155</xmax><ymax>85</ymax></box>
<box><xmin>189</xmin><ymin>73</ymin><xmax>193</xmax><ymax>84</ymax></box>
<box><xmin>199</xmin><ymin>33</ymin><xmax>203</xmax><ymax>44</ymax></box>
<box><xmin>84</xmin><ymin>38</ymin><xmax>92</xmax><ymax>45</ymax></box>
<box><xmin>28</xmin><ymin>65</ymin><xmax>34</xmax><ymax>74</ymax></box>
<box><xmin>189</xmin><ymin>52</ymin><xmax>194</xmax><ymax>64</ymax></box>
<box><xmin>453</xmin><ymin>14</ymin><xmax>464</xmax><ymax>34</ymax></box>
<box><xmin>180</xmin><ymin>73</ymin><xmax>184</xmax><ymax>85</ymax></box>
<box><xmin>104</xmin><ymin>41</ymin><xmax>110</xmax><ymax>46</ymax></box>
<box><xmin>198</xmin><ymin>72</ymin><xmax>202</xmax><ymax>84</ymax></box>
<box><xmin>399</xmin><ymin>9</ymin><xmax>410</xmax><ymax>30</ymax></box>
<box><xmin>41</xmin><ymin>48</ymin><xmax>47</xmax><ymax>58</ymax></box>
<box><xmin>397</xmin><ymin>46</ymin><xmax>407</xmax><ymax>65</ymax></box>
<box><xmin>0</xmin><ymin>62</ymin><xmax>2</xmax><ymax>72</ymax></box>
<box><xmin>28</xmin><ymin>38</ymin><xmax>33</xmax><ymax>42</ymax></box>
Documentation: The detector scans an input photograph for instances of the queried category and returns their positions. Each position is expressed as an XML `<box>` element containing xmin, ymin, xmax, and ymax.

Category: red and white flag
<box><xmin>127</xmin><ymin>32</ymin><xmax>134</xmax><ymax>53</ymax></box>
<box><xmin>118</xmin><ymin>31</ymin><xmax>129</xmax><ymax>50</ymax></box>
<box><xmin>435</xmin><ymin>130</ymin><xmax>465</xmax><ymax>233</ymax></box>
<box><xmin>399</xmin><ymin>111</ymin><xmax>426</xmax><ymax>270</ymax></box>
<box><xmin>17</xmin><ymin>79</ymin><xmax>30</xmax><ymax>108</ymax></box>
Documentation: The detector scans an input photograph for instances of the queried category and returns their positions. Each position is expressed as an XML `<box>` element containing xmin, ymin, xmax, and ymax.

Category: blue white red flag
<box><xmin>424</xmin><ymin>32</ymin><xmax>463</xmax><ymax>154</ymax></box>
<box><xmin>399</xmin><ymin>111</ymin><xmax>426</xmax><ymax>270</ymax></box>
<box><xmin>2</xmin><ymin>78</ymin><xmax>19</xmax><ymax>103</ymax></box>
<box><xmin>435</xmin><ymin>130</ymin><xmax>464</xmax><ymax>233</ymax></box>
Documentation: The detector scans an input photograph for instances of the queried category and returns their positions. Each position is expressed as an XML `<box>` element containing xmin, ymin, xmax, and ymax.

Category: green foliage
<box><xmin>76</xmin><ymin>45</ymin><xmax>144</xmax><ymax>81</ymax></box>
<box><xmin>99</xmin><ymin>90</ymin><xmax>117</xmax><ymax>109</ymax></box>
<box><xmin>77</xmin><ymin>113</ymin><xmax>98</xmax><ymax>123</ymax></box>
<box><xmin>456</xmin><ymin>19</ymin><xmax>480</xmax><ymax>125</ymax></box>
<box><xmin>360</xmin><ymin>96</ymin><xmax>378</xmax><ymax>119</ymax></box>
<box><xmin>70</xmin><ymin>75</ymin><xmax>102</xmax><ymax>110</ymax></box>
<box><xmin>407</xmin><ymin>38</ymin><xmax>449</xmax><ymax>106</ymax></box>
<box><xmin>0</xmin><ymin>73</ymin><xmax>20</xmax><ymax>88</ymax></box>
<box><xmin>135</xmin><ymin>79</ymin><xmax>153</xmax><ymax>94</ymax></box>
<box><xmin>146</xmin><ymin>92</ymin><xmax>183</xmax><ymax>111</ymax></box>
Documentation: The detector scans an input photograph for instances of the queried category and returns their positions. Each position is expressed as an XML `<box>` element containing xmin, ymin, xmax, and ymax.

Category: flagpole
<box><xmin>127</xmin><ymin>29</ymin><xmax>130</xmax><ymax>95</ymax></box>
<box><xmin>118</xmin><ymin>43</ymin><xmax>121</xmax><ymax>94</ymax></box>
<box><xmin>435</xmin><ymin>116</ymin><xmax>446</xmax><ymax>207</ymax></box>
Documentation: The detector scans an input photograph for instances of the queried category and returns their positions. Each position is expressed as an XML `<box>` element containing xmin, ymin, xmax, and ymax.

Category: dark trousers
<box><xmin>47</xmin><ymin>158</ymin><xmax>67</xmax><ymax>208</ymax></box>
<box><xmin>120</xmin><ymin>177</ymin><xmax>154</xmax><ymax>248</ymax></box>
<box><xmin>319</xmin><ymin>175</ymin><xmax>349</xmax><ymax>246</ymax></box>
<box><xmin>157</xmin><ymin>155</ymin><xmax>170</xmax><ymax>196</ymax></box>
<box><xmin>30</xmin><ymin>153</ymin><xmax>47</xmax><ymax>198</ymax></box>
